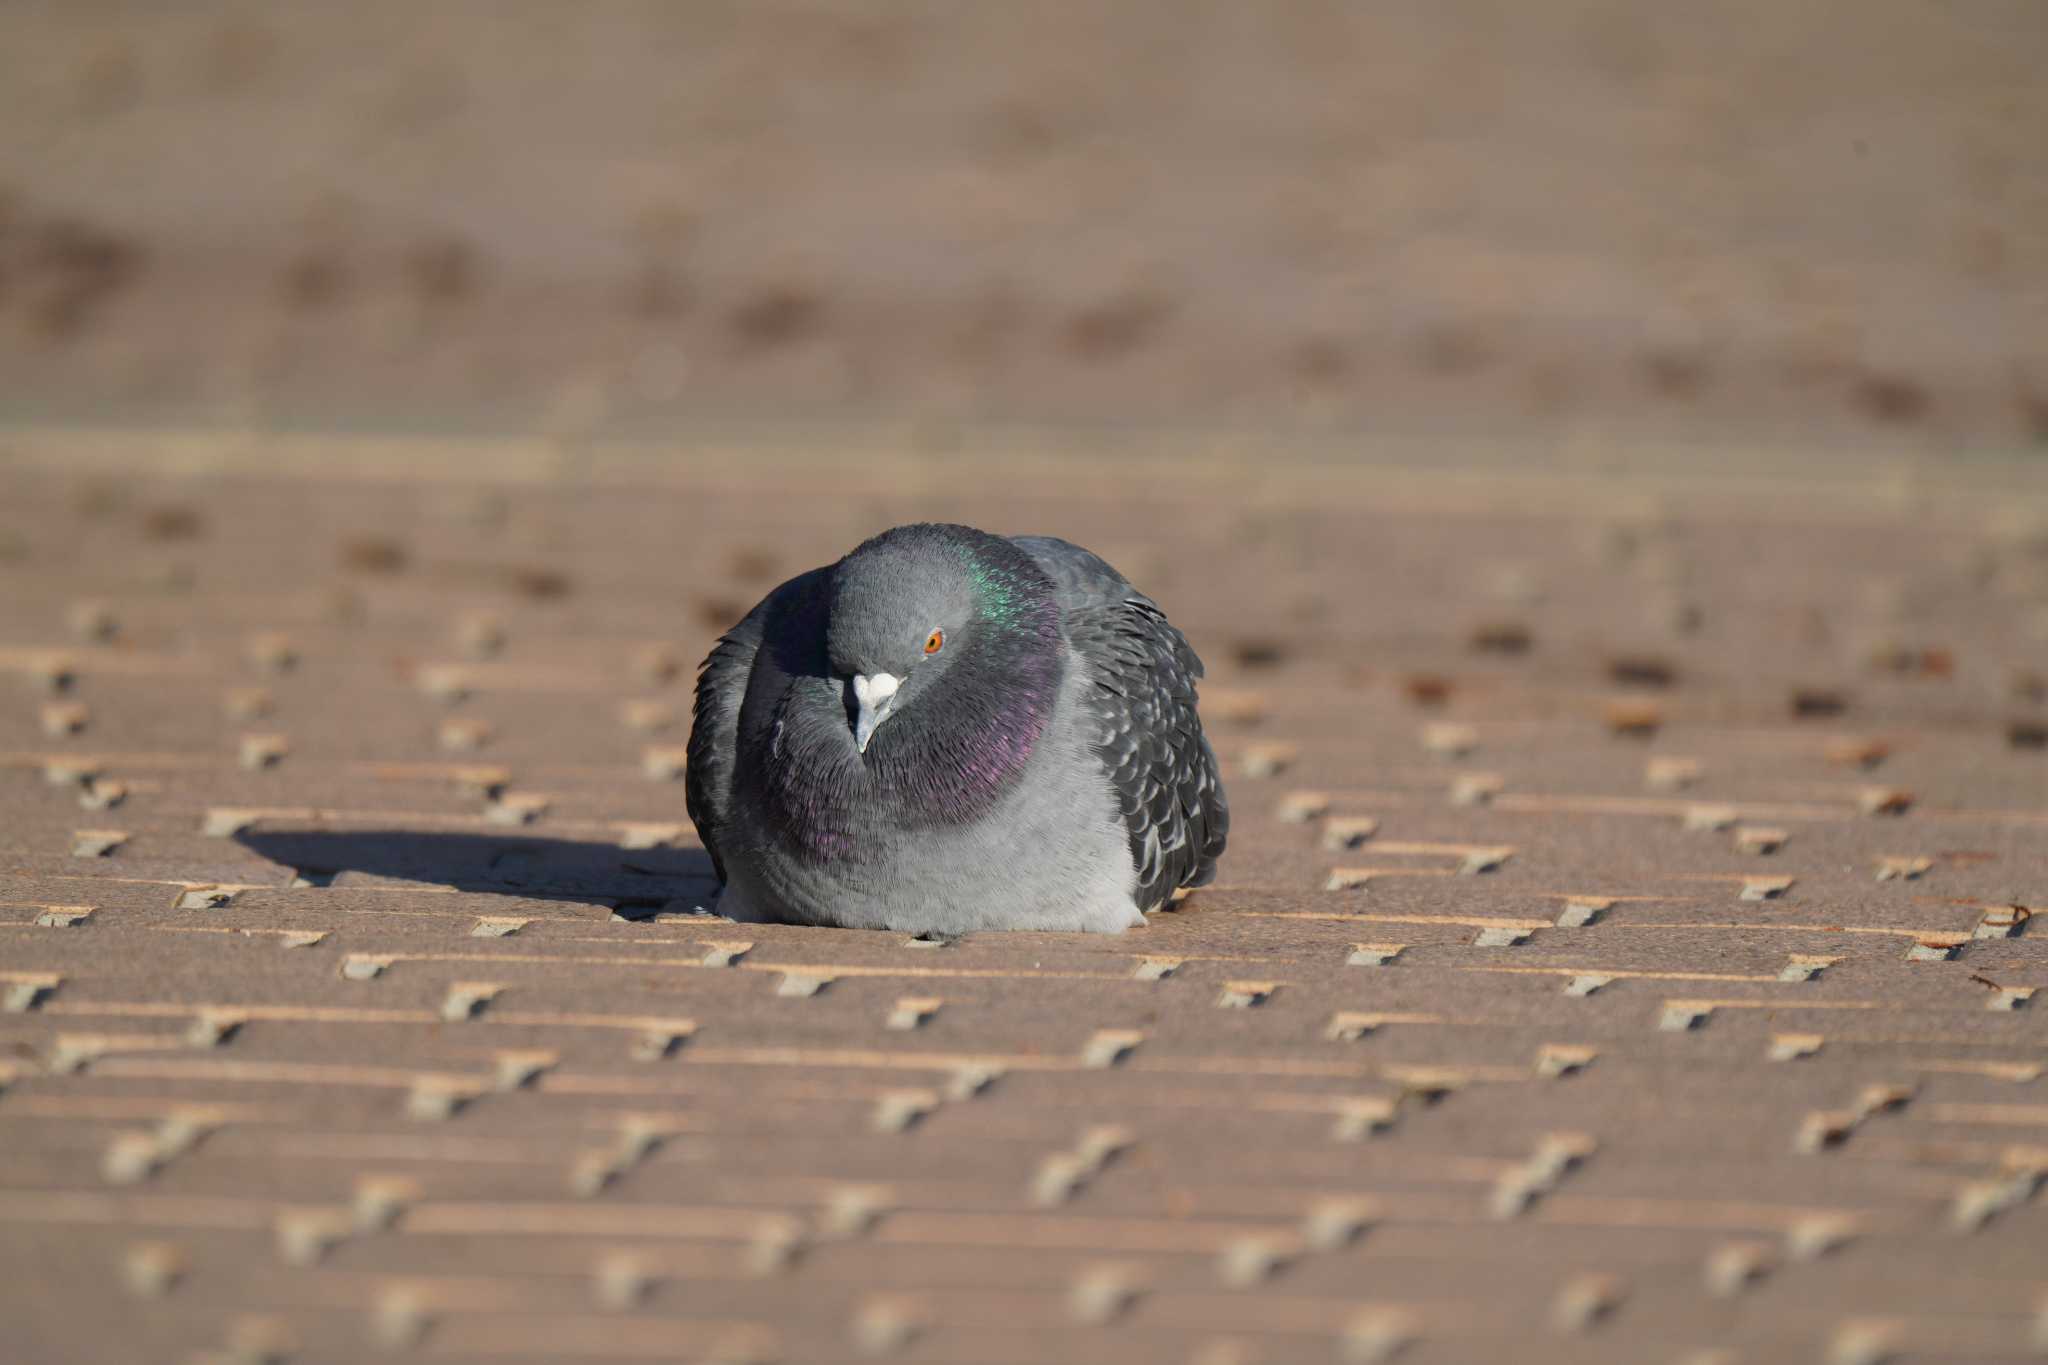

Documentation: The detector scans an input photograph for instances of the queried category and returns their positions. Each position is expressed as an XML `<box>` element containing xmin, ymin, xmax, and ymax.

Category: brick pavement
<box><xmin>0</xmin><ymin>428</ymin><xmax>2043</xmax><ymax>1363</ymax></box>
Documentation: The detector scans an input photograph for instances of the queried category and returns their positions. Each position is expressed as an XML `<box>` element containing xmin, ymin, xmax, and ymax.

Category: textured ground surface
<box><xmin>0</xmin><ymin>430</ymin><xmax>2044</xmax><ymax>1364</ymax></box>
<box><xmin>3</xmin><ymin>2</ymin><xmax>2046</xmax><ymax>446</ymax></box>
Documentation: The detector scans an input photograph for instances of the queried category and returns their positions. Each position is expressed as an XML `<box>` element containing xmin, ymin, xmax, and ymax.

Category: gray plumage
<box><xmin>685</xmin><ymin>523</ymin><xmax>1227</xmax><ymax>933</ymax></box>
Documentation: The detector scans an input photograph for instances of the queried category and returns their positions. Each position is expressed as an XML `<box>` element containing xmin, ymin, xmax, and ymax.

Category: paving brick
<box><xmin>0</xmin><ymin>435</ymin><xmax>2042</xmax><ymax>1363</ymax></box>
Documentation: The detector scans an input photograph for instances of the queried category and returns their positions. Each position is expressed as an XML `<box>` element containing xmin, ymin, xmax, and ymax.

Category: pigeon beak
<box><xmin>850</xmin><ymin>672</ymin><xmax>901</xmax><ymax>754</ymax></box>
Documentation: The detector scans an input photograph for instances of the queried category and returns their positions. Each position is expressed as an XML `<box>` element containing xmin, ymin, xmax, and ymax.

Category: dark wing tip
<box><xmin>1070</xmin><ymin>597</ymin><xmax>1229</xmax><ymax>913</ymax></box>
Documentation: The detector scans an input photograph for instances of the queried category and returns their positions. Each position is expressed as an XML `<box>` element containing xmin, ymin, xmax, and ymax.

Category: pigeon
<box><xmin>685</xmin><ymin>523</ymin><xmax>1228</xmax><ymax>933</ymax></box>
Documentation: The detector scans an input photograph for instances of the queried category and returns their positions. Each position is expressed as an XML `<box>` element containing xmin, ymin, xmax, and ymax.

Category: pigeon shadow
<box><xmin>236</xmin><ymin>829</ymin><xmax>720</xmax><ymax>918</ymax></box>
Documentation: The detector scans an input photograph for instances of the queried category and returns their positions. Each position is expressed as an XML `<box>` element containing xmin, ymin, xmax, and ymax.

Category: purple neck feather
<box><xmin>768</xmin><ymin>547</ymin><xmax>1063</xmax><ymax>861</ymax></box>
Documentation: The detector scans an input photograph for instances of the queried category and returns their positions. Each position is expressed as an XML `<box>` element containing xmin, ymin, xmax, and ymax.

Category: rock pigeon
<box><xmin>685</xmin><ymin>523</ymin><xmax>1228</xmax><ymax>932</ymax></box>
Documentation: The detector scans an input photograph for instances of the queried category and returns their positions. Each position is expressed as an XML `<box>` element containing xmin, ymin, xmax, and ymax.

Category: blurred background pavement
<box><xmin>0</xmin><ymin>0</ymin><xmax>2044</xmax><ymax>455</ymax></box>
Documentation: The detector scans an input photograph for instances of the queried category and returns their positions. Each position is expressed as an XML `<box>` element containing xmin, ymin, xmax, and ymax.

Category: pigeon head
<box><xmin>823</xmin><ymin>524</ymin><xmax>1063</xmax><ymax>778</ymax></box>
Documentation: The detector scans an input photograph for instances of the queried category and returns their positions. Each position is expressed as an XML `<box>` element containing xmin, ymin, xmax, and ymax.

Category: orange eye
<box><xmin>923</xmin><ymin>629</ymin><xmax>945</xmax><ymax>655</ymax></box>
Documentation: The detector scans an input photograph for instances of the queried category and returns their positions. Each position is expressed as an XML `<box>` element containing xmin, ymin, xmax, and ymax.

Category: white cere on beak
<box><xmin>851</xmin><ymin>672</ymin><xmax>901</xmax><ymax>754</ymax></box>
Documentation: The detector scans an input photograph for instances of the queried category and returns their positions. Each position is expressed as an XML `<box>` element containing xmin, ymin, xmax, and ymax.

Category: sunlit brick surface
<box><xmin>1</xmin><ymin>431</ymin><xmax>2043</xmax><ymax>1364</ymax></box>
